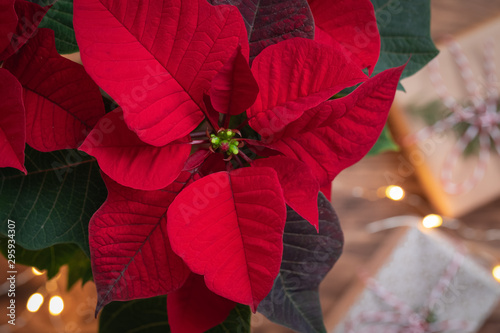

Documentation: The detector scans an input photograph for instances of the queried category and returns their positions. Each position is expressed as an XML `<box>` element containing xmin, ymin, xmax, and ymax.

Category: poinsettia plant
<box><xmin>0</xmin><ymin>0</ymin><xmax>438</xmax><ymax>332</ymax></box>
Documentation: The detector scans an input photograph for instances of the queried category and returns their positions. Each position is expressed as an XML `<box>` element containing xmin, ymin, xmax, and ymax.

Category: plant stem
<box><xmin>234</xmin><ymin>155</ymin><xmax>244</xmax><ymax>167</ymax></box>
<box><xmin>236</xmin><ymin>119</ymin><xmax>248</xmax><ymax>130</ymax></box>
<box><xmin>238</xmin><ymin>151</ymin><xmax>253</xmax><ymax>164</ymax></box>
<box><xmin>222</xmin><ymin>113</ymin><xmax>231</xmax><ymax>129</ymax></box>
<box><xmin>190</xmin><ymin>131</ymin><xmax>208</xmax><ymax>138</ymax></box>
<box><xmin>189</xmin><ymin>139</ymin><xmax>209</xmax><ymax>145</ymax></box>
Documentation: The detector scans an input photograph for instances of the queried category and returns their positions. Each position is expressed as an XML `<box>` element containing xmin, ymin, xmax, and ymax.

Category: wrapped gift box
<box><xmin>326</xmin><ymin>225</ymin><xmax>500</xmax><ymax>332</ymax></box>
<box><xmin>389</xmin><ymin>16</ymin><xmax>500</xmax><ymax>217</ymax></box>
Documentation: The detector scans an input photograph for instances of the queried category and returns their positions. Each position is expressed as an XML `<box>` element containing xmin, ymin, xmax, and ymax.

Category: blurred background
<box><xmin>2</xmin><ymin>1</ymin><xmax>500</xmax><ymax>332</ymax></box>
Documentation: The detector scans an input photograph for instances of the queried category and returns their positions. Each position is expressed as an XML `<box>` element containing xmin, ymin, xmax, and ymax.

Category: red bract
<box><xmin>4</xmin><ymin>28</ymin><xmax>105</xmax><ymax>152</ymax></box>
<box><xmin>210</xmin><ymin>46</ymin><xmax>259</xmax><ymax>117</ymax></box>
<box><xmin>244</xmin><ymin>37</ymin><xmax>405</xmax><ymax>187</ymax></box>
<box><xmin>183</xmin><ymin>149</ymin><xmax>213</xmax><ymax>173</ymax></box>
<box><xmin>164</xmin><ymin>39</ymin><xmax>403</xmax><ymax>317</ymax></box>
<box><xmin>247</xmin><ymin>38</ymin><xmax>367</xmax><ymax>142</ymax></box>
<box><xmin>80</xmin><ymin>109</ymin><xmax>191</xmax><ymax>191</ymax></box>
<box><xmin>0</xmin><ymin>69</ymin><xmax>25</xmax><ymax>173</ymax></box>
<box><xmin>252</xmin><ymin>156</ymin><xmax>320</xmax><ymax>231</ymax></box>
<box><xmin>89</xmin><ymin>173</ymin><xmax>191</xmax><ymax>313</ymax></box>
<box><xmin>73</xmin><ymin>0</ymin><xmax>404</xmax><ymax>328</ymax></box>
<box><xmin>208</xmin><ymin>0</ymin><xmax>315</xmax><ymax>61</ymax></box>
<box><xmin>167</xmin><ymin>273</ymin><xmax>236</xmax><ymax>333</ymax></box>
<box><xmin>267</xmin><ymin>65</ymin><xmax>406</xmax><ymax>186</ymax></box>
<box><xmin>0</xmin><ymin>0</ymin><xmax>51</xmax><ymax>171</ymax></box>
<box><xmin>0</xmin><ymin>0</ymin><xmax>49</xmax><ymax>61</ymax></box>
<box><xmin>73</xmin><ymin>0</ymin><xmax>248</xmax><ymax>147</ymax></box>
<box><xmin>167</xmin><ymin>167</ymin><xmax>286</xmax><ymax>311</ymax></box>
<box><xmin>308</xmin><ymin>0</ymin><xmax>381</xmax><ymax>74</ymax></box>
<box><xmin>0</xmin><ymin>0</ymin><xmax>18</xmax><ymax>57</ymax></box>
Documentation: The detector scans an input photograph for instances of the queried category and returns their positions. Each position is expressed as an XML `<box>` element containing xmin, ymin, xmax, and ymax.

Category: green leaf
<box><xmin>66</xmin><ymin>247</ymin><xmax>93</xmax><ymax>290</ymax></box>
<box><xmin>0</xmin><ymin>147</ymin><xmax>107</xmax><ymax>256</ymax></box>
<box><xmin>257</xmin><ymin>193</ymin><xmax>343</xmax><ymax>333</ymax></box>
<box><xmin>367</xmin><ymin>125</ymin><xmax>399</xmax><ymax>156</ymax></box>
<box><xmin>371</xmin><ymin>0</ymin><xmax>439</xmax><ymax>86</ymax></box>
<box><xmin>38</xmin><ymin>0</ymin><xmax>79</xmax><ymax>54</ymax></box>
<box><xmin>0</xmin><ymin>238</ymin><xmax>92</xmax><ymax>288</ymax></box>
<box><xmin>206</xmin><ymin>305</ymin><xmax>251</xmax><ymax>333</ymax></box>
<box><xmin>99</xmin><ymin>296</ymin><xmax>251</xmax><ymax>333</ymax></box>
<box><xmin>99</xmin><ymin>296</ymin><xmax>169</xmax><ymax>333</ymax></box>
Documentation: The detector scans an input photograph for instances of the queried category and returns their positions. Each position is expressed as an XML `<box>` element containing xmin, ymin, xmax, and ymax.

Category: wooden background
<box><xmin>1</xmin><ymin>1</ymin><xmax>500</xmax><ymax>333</ymax></box>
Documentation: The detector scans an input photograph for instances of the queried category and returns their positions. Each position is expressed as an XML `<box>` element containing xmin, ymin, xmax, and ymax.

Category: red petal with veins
<box><xmin>210</xmin><ymin>45</ymin><xmax>259</xmax><ymax>116</ymax></box>
<box><xmin>308</xmin><ymin>0</ymin><xmax>380</xmax><ymax>75</ymax></box>
<box><xmin>253</xmin><ymin>156</ymin><xmax>319</xmax><ymax>230</ymax></box>
<box><xmin>247</xmin><ymin>38</ymin><xmax>367</xmax><ymax>143</ymax></box>
<box><xmin>167</xmin><ymin>167</ymin><xmax>286</xmax><ymax>311</ymax></box>
<box><xmin>74</xmin><ymin>0</ymin><xmax>248</xmax><ymax>146</ymax></box>
<box><xmin>80</xmin><ymin>109</ymin><xmax>191</xmax><ymax>191</ymax></box>
<box><xmin>271</xmin><ymin>64</ymin><xmax>406</xmax><ymax>186</ymax></box>
<box><xmin>3</xmin><ymin>29</ymin><xmax>105</xmax><ymax>151</ymax></box>
<box><xmin>90</xmin><ymin>173</ymin><xmax>191</xmax><ymax>314</ymax></box>
<box><xmin>0</xmin><ymin>69</ymin><xmax>25</xmax><ymax>173</ymax></box>
<box><xmin>167</xmin><ymin>273</ymin><xmax>236</xmax><ymax>333</ymax></box>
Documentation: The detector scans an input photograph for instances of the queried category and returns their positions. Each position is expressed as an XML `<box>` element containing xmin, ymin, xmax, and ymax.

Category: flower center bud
<box><xmin>210</xmin><ymin>128</ymin><xmax>241</xmax><ymax>156</ymax></box>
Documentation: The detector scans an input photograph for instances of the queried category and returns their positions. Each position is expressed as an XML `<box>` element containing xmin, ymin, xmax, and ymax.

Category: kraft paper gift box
<box><xmin>389</xmin><ymin>16</ymin><xmax>500</xmax><ymax>218</ymax></box>
<box><xmin>325</xmin><ymin>225</ymin><xmax>500</xmax><ymax>332</ymax></box>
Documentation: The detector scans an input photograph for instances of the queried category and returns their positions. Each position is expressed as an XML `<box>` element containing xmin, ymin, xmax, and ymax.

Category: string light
<box><xmin>26</xmin><ymin>293</ymin><xmax>44</xmax><ymax>312</ymax></box>
<box><xmin>385</xmin><ymin>185</ymin><xmax>405</xmax><ymax>201</ymax></box>
<box><xmin>48</xmin><ymin>296</ymin><xmax>64</xmax><ymax>316</ymax></box>
<box><xmin>361</xmin><ymin>185</ymin><xmax>500</xmax><ymax>241</ymax></box>
<box><xmin>493</xmin><ymin>266</ymin><xmax>500</xmax><ymax>283</ymax></box>
<box><xmin>32</xmin><ymin>267</ymin><xmax>44</xmax><ymax>276</ymax></box>
<box><xmin>422</xmin><ymin>214</ymin><xmax>443</xmax><ymax>229</ymax></box>
<box><xmin>364</xmin><ymin>185</ymin><xmax>500</xmax><ymax>285</ymax></box>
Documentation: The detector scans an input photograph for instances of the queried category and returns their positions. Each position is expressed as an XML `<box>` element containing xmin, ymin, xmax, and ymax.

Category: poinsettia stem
<box><xmin>236</xmin><ymin>119</ymin><xmax>248</xmax><ymax>130</ymax></box>
<box><xmin>189</xmin><ymin>139</ymin><xmax>209</xmax><ymax>145</ymax></box>
<box><xmin>222</xmin><ymin>113</ymin><xmax>231</xmax><ymax>129</ymax></box>
<box><xmin>234</xmin><ymin>155</ymin><xmax>244</xmax><ymax>167</ymax></box>
<box><xmin>190</xmin><ymin>131</ymin><xmax>208</xmax><ymax>138</ymax></box>
<box><xmin>238</xmin><ymin>151</ymin><xmax>253</xmax><ymax>164</ymax></box>
<box><xmin>198</xmin><ymin>105</ymin><xmax>218</xmax><ymax>131</ymax></box>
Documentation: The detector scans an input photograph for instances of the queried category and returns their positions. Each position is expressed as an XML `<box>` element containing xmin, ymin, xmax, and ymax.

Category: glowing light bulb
<box><xmin>493</xmin><ymin>266</ymin><xmax>500</xmax><ymax>282</ymax></box>
<box><xmin>32</xmin><ymin>267</ymin><xmax>44</xmax><ymax>276</ymax></box>
<box><xmin>385</xmin><ymin>185</ymin><xmax>405</xmax><ymax>201</ymax></box>
<box><xmin>49</xmin><ymin>296</ymin><xmax>64</xmax><ymax>316</ymax></box>
<box><xmin>422</xmin><ymin>214</ymin><xmax>443</xmax><ymax>229</ymax></box>
<box><xmin>27</xmin><ymin>293</ymin><xmax>44</xmax><ymax>312</ymax></box>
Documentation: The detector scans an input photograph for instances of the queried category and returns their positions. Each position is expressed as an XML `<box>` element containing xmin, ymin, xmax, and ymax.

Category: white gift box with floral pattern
<box><xmin>329</xmin><ymin>226</ymin><xmax>500</xmax><ymax>332</ymax></box>
<box><xmin>390</xmin><ymin>17</ymin><xmax>500</xmax><ymax>218</ymax></box>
